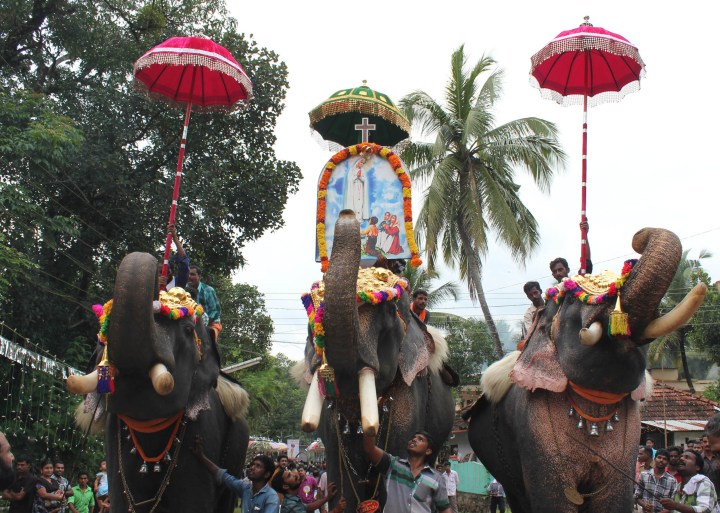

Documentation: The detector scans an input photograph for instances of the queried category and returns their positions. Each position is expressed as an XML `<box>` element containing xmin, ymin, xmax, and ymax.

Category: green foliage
<box><xmin>0</xmin><ymin>0</ymin><xmax>300</xmax><ymax>362</ymax></box>
<box><xmin>703</xmin><ymin>379</ymin><xmax>720</xmax><ymax>402</ymax></box>
<box><xmin>400</xmin><ymin>45</ymin><xmax>565</xmax><ymax>358</ymax></box>
<box><xmin>213</xmin><ymin>277</ymin><xmax>274</xmax><ymax>366</ymax></box>
<box><xmin>436</xmin><ymin>317</ymin><xmax>496</xmax><ymax>384</ymax></box>
<box><xmin>236</xmin><ymin>354</ymin><xmax>312</xmax><ymax>444</ymax></box>
<box><xmin>687</xmin><ymin>269</ymin><xmax>720</xmax><ymax>365</ymax></box>
<box><xmin>403</xmin><ymin>264</ymin><xmax>460</xmax><ymax>309</ymax></box>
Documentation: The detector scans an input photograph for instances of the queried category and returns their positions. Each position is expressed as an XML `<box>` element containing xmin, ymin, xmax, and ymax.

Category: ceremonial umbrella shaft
<box><xmin>161</xmin><ymin>101</ymin><xmax>192</xmax><ymax>289</ymax></box>
<box><xmin>580</xmin><ymin>52</ymin><xmax>589</xmax><ymax>275</ymax></box>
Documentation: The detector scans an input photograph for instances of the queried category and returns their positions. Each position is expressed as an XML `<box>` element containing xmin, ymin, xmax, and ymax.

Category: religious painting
<box><xmin>316</xmin><ymin>144</ymin><xmax>420</xmax><ymax>268</ymax></box>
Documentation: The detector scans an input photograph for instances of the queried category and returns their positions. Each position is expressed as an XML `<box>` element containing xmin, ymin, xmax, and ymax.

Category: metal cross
<box><xmin>354</xmin><ymin>117</ymin><xmax>376</xmax><ymax>143</ymax></box>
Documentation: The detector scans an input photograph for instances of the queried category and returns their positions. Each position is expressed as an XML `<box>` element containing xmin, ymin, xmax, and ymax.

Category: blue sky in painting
<box><xmin>317</xmin><ymin>155</ymin><xmax>410</xmax><ymax>260</ymax></box>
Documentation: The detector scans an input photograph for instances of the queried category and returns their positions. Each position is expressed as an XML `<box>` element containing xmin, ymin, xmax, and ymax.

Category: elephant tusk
<box><xmin>358</xmin><ymin>367</ymin><xmax>379</xmax><ymax>437</ymax></box>
<box><xmin>66</xmin><ymin>370</ymin><xmax>99</xmax><ymax>395</ymax></box>
<box><xmin>642</xmin><ymin>283</ymin><xmax>707</xmax><ymax>340</ymax></box>
<box><xmin>149</xmin><ymin>363</ymin><xmax>174</xmax><ymax>396</ymax></box>
<box><xmin>301</xmin><ymin>371</ymin><xmax>323</xmax><ymax>433</ymax></box>
<box><xmin>579</xmin><ymin>322</ymin><xmax>603</xmax><ymax>346</ymax></box>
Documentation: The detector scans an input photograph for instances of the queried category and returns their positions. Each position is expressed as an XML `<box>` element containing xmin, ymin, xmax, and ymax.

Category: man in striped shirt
<box><xmin>363</xmin><ymin>430</ymin><xmax>450</xmax><ymax>513</ymax></box>
<box><xmin>635</xmin><ymin>450</ymin><xmax>678</xmax><ymax>512</ymax></box>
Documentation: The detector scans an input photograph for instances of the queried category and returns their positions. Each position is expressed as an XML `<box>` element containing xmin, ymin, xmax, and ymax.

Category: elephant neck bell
<box><xmin>323</xmin><ymin>210</ymin><xmax>361</xmax><ymax>378</ymax></box>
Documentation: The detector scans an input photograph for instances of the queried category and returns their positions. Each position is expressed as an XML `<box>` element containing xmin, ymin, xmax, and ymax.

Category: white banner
<box><xmin>0</xmin><ymin>334</ymin><xmax>83</xmax><ymax>379</ymax></box>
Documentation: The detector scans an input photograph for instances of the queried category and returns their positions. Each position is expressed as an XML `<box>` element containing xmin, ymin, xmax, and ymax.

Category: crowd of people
<box><xmin>632</xmin><ymin>420</ymin><xmax>720</xmax><ymax>513</ymax></box>
<box><xmin>0</xmin><ymin>434</ymin><xmax>109</xmax><ymax>513</ymax></box>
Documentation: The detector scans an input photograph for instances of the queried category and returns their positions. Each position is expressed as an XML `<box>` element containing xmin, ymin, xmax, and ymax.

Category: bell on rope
<box><xmin>126</xmin><ymin>435</ymin><xmax>132</xmax><ymax>441</ymax></box>
<box><xmin>357</xmin><ymin>424</ymin><xmax>364</xmax><ymax>435</ymax></box>
<box><xmin>577</xmin><ymin>418</ymin><xmax>585</xmax><ymax>429</ymax></box>
<box><xmin>613</xmin><ymin>412</ymin><xmax>620</xmax><ymax>422</ymax></box>
<box><xmin>164</xmin><ymin>453</ymin><xmax>172</xmax><ymax>462</ymax></box>
<box><xmin>589</xmin><ymin>423</ymin><xmax>600</xmax><ymax>436</ymax></box>
<box><xmin>123</xmin><ymin>425</ymin><xmax>128</xmax><ymax>431</ymax></box>
<box><xmin>382</xmin><ymin>403</ymin><xmax>390</xmax><ymax>413</ymax></box>
<box><xmin>342</xmin><ymin>422</ymin><xmax>351</xmax><ymax>435</ymax></box>
<box><xmin>139</xmin><ymin>462</ymin><xmax>149</xmax><ymax>474</ymax></box>
<box><xmin>605</xmin><ymin>420</ymin><xmax>614</xmax><ymax>432</ymax></box>
<box><xmin>568</xmin><ymin>406</ymin><xmax>575</xmax><ymax>417</ymax></box>
<box><xmin>327</xmin><ymin>400</ymin><xmax>334</xmax><ymax>409</ymax></box>
<box><xmin>175</xmin><ymin>437</ymin><xmax>182</xmax><ymax>445</ymax></box>
<box><xmin>130</xmin><ymin>447</ymin><xmax>137</xmax><ymax>455</ymax></box>
<box><xmin>153</xmin><ymin>462</ymin><xmax>162</xmax><ymax>473</ymax></box>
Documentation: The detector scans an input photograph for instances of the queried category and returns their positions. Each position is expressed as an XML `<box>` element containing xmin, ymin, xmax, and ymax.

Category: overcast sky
<box><xmin>226</xmin><ymin>1</ymin><xmax>720</xmax><ymax>361</ymax></box>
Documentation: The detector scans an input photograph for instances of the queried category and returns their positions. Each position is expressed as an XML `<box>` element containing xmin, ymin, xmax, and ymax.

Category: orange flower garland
<box><xmin>316</xmin><ymin>143</ymin><xmax>422</xmax><ymax>272</ymax></box>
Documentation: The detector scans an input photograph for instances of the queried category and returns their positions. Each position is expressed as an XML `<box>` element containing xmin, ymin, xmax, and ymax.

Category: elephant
<box><xmin>465</xmin><ymin>228</ymin><xmax>707</xmax><ymax>513</ymax></box>
<box><xmin>295</xmin><ymin>210</ymin><xmax>457</xmax><ymax>512</ymax></box>
<box><xmin>67</xmin><ymin>252</ymin><xmax>249</xmax><ymax>513</ymax></box>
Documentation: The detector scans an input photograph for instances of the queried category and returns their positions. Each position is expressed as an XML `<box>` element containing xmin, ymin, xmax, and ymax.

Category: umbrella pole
<box><xmin>579</xmin><ymin>69</ymin><xmax>589</xmax><ymax>275</ymax></box>
<box><xmin>161</xmin><ymin>101</ymin><xmax>193</xmax><ymax>288</ymax></box>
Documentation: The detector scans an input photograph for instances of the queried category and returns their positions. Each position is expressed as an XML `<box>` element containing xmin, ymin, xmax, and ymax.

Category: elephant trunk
<box><xmin>621</xmin><ymin>228</ymin><xmax>682</xmax><ymax>343</ymax></box>
<box><xmin>322</xmin><ymin>210</ymin><xmax>361</xmax><ymax>379</ymax></box>
<box><xmin>107</xmin><ymin>253</ymin><xmax>174</xmax><ymax>377</ymax></box>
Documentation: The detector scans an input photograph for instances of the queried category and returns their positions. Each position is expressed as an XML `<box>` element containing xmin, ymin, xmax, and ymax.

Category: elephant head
<box><xmin>514</xmin><ymin>227</ymin><xmax>707</xmax><ymax>394</ymax></box>
<box><xmin>67</xmin><ymin>252</ymin><xmax>220</xmax><ymax>420</ymax></box>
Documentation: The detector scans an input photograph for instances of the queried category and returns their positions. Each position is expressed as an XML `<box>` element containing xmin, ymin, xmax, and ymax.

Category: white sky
<box><xmin>227</xmin><ymin>0</ymin><xmax>720</xmax><ymax>361</ymax></box>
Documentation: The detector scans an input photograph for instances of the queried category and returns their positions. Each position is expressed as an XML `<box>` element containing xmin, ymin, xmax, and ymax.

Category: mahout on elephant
<box><xmin>466</xmin><ymin>228</ymin><xmax>707</xmax><ymax>513</ymax></box>
<box><xmin>295</xmin><ymin>210</ymin><xmax>457</xmax><ymax>512</ymax></box>
<box><xmin>67</xmin><ymin>252</ymin><xmax>249</xmax><ymax>513</ymax></box>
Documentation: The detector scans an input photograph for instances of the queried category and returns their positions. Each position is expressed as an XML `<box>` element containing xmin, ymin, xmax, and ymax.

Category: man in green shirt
<box><xmin>67</xmin><ymin>472</ymin><xmax>95</xmax><ymax>513</ymax></box>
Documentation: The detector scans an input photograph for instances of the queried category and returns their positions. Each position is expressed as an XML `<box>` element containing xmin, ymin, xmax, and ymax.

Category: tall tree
<box><xmin>400</xmin><ymin>46</ymin><xmax>566</xmax><ymax>357</ymax></box>
<box><xmin>649</xmin><ymin>249</ymin><xmax>712</xmax><ymax>392</ymax></box>
<box><xmin>0</xmin><ymin>0</ymin><xmax>300</xmax><ymax>357</ymax></box>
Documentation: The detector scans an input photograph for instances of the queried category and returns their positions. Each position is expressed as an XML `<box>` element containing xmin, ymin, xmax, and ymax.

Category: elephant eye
<box><xmin>183</xmin><ymin>324</ymin><xmax>194</xmax><ymax>336</ymax></box>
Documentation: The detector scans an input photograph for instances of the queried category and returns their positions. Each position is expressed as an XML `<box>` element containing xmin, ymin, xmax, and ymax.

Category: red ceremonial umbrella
<box><xmin>530</xmin><ymin>17</ymin><xmax>645</xmax><ymax>274</ymax></box>
<box><xmin>133</xmin><ymin>36</ymin><xmax>252</xmax><ymax>284</ymax></box>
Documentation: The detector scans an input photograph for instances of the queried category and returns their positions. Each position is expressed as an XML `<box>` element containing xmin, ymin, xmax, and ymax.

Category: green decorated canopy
<box><xmin>309</xmin><ymin>82</ymin><xmax>411</xmax><ymax>149</ymax></box>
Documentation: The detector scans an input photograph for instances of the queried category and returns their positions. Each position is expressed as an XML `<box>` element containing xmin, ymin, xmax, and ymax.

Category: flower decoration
<box><xmin>316</xmin><ymin>142</ymin><xmax>422</xmax><ymax>272</ymax></box>
<box><xmin>545</xmin><ymin>259</ymin><xmax>637</xmax><ymax>305</ymax></box>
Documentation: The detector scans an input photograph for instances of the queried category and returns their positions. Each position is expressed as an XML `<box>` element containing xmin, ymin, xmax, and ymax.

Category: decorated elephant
<box><xmin>67</xmin><ymin>252</ymin><xmax>249</xmax><ymax>513</ymax></box>
<box><xmin>295</xmin><ymin>210</ymin><xmax>457</xmax><ymax>512</ymax></box>
<box><xmin>465</xmin><ymin>228</ymin><xmax>707</xmax><ymax>513</ymax></box>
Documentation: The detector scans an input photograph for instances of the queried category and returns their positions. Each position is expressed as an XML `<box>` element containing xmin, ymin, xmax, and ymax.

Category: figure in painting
<box><xmin>377</xmin><ymin>211</ymin><xmax>392</xmax><ymax>253</ymax></box>
<box><xmin>360</xmin><ymin>216</ymin><xmax>380</xmax><ymax>257</ymax></box>
<box><xmin>343</xmin><ymin>157</ymin><xmax>370</xmax><ymax>222</ymax></box>
<box><xmin>385</xmin><ymin>214</ymin><xmax>403</xmax><ymax>255</ymax></box>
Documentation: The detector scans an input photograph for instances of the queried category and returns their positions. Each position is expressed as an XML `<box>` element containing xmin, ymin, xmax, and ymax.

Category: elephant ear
<box><xmin>398</xmin><ymin>296</ymin><xmax>431</xmax><ymax>386</ymax></box>
<box><xmin>186</xmin><ymin>321</ymin><xmax>220</xmax><ymax>420</ymax></box>
<box><xmin>510</xmin><ymin>306</ymin><xmax>567</xmax><ymax>393</ymax></box>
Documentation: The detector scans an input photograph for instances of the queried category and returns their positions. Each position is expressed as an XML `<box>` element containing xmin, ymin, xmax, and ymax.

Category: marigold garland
<box><xmin>316</xmin><ymin>142</ymin><xmax>422</xmax><ymax>273</ymax></box>
<box><xmin>301</xmin><ymin>269</ymin><xmax>409</xmax><ymax>359</ymax></box>
<box><xmin>545</xmin><ymin>259</ymin><xmax>638</xmax><ymax>305</ymax></box>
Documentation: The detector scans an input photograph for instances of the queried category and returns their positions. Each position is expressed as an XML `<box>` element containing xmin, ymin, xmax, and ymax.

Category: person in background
<box><xmin>521</xmin><ymin>281</ymin><xmax>544</xmax><ymax>341</ymax></box>
<box><xmin>67</xmin><ymin>472</ymin><xmax>94</xmax><ymax>513</ymax></box>
<box><xmin>410</xmin><ymin>289</ymin><xmax>429</xmax><ymax>324</ymax></box>
<box><xmin>666</xmin><ymin>446</ymin><xmax>683</xmax><ymax>484</ymax></box>
<box><xmin>646</xmin><ymin>439</ymin><xmax>657</xmax><ymax>459</ymax></box>
<box><xmin>34</xmin><ymin>460</ymin><xmax>63</xmax><ymax>513</ymax></box>
<box><xmin>297</xmin><ymin>465</ymin><xmax>318</xmax><ymax>508</ymax></box>
<box><xmin>660</xmin><ymin>450</ymin><xmax>718</xmax><ymax>513</ymax></box>
<box><xmin>192</xmin><ymin>436</ymin><xmax>278</xmax><ymax>513</ymax></box>
<box><xmin>636</xmin><ymin>446</ymin><xmax>654</xmax><ymax>482</ymax></box>
<box><xmin>442</xmin><ymin>462</ymin><xmax>460</xmax><ymax>513</ymax></box>
<box><xmin>157</xmin><ymin>223</ymin><xmax>190</xmax><ymax>290</ymax></box>
<box><xmin>4</xmin><ymin>455</ymin><xmax>35</xmax><ymax>513</ymax></box>
<box><xmin>52</xmin><ymin>461</ymin><xmax>73</xmax><ymax>513</ymax></box>
<box><xmin>279</xmin><ymin>468</ymin><xmax>344</xmax><ymax>513</ymax></box>
<box><xmin>487</xmin><ymin>478</ymin><xmax>505</xmax><ymax>513</ymax></box>
<box><xmin>93</xmin><ymin>460</ymin><xmax>108</xmax><ymax>513</ymax></box>
<box><xmin>187</xmin><ymin>265</ymin><xmax>222</xmax><ymax>339</ymax></box>
<box><xmin>634</xmin><ymin>449</ymin><xmax>677</xmax><ymax>513</ymax></box>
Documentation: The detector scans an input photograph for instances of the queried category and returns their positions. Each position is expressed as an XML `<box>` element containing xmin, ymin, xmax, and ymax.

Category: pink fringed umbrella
<box><xmin>133</xmin><ymin>36</ymin><xmax>252</xmax><ymax>285</ymax></box>
<box><xmin>530</xmin><ymin>17</ymin><xmax>645</xmax><ymax>274</ymax></box>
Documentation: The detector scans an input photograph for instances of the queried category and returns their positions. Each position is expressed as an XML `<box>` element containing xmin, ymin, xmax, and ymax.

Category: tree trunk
<box><xmin>679</xmin><ymin>328</ymin><xmax>695</xmax><ymax>393</ymax></box>
<box><xmin>456</xmin><ymin>217</ymin><xmax>504</xmax><ymax>359</ymax></box>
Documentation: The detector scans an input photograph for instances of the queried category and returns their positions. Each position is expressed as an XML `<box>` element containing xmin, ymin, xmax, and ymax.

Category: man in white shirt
<box><xmin>521</xmin><ymin>281</ymin><xmax>545</xmax><ymax>340</ymax></box>
<box><xmin>442</xmin><ymin>462</ymin><xmax>460</xmax><ymax>513</ymax></box>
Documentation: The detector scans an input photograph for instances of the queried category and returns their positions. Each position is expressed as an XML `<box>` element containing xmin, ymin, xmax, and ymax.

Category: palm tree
<box><xmin>649</xmin><ymin>249</ymin><xmax>712</xmax><ymax>393</ymax></box>
<box><xmin>400</xmin><ymin>45</ymin><xmax>566</xmax><ymax>358</ymax></box>
<box><xmin>403</xmin><ymin>264</ymin><xmax>460</xmax><ymax>309</ymax></box>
